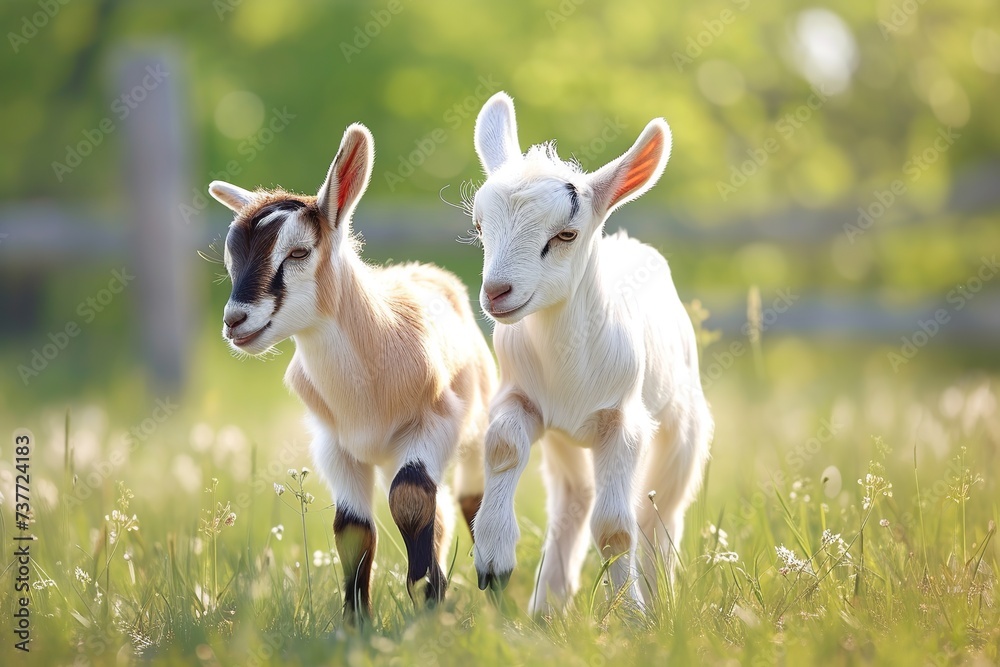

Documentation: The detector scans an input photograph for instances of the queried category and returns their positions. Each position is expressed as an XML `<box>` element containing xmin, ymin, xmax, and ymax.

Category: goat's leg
<box><xmin>316</xmin><ymin>441</ymin><xmax>377</xmax><ymax>624</ymax></box>
<box><xmin>453</xmin><ymin>436</ymin><xmax>485</xmax><ymax>541</ymax></box>
<box><xmin>389</xmin><ymin>408</ymin><xmax>460</xmax><ymax>605</ymax></box>
<box><xmin>454</xmin><ymin>360</ymin><xmax>491</xmax><ymax>541</ymax></box>
<box><xmin>389</xmin><ymin>460</ymin><xmax>450</xmax><ymax>604</ymax></box>
<box><xmin>528</xmin><ymin>431</ymin><xmax>595</xmax><ymax>617</ymax></box>
<box><xmin>474</xmin><ymin>389</ymin><xmax>543</xmax><ymax>591</ymax></box>
<box><xmin>589</xmin><ymin>406</ymin><xmax>648</xmax><ymax>606</ymax></box>
<box><xmin>637</xmin><ymin>396</ymin><xmax>713</xmax><ymax>597</ymax></box>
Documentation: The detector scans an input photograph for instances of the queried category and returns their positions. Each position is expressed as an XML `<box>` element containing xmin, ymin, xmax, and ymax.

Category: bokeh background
<box><xmin>1</xmin><ymin>1</ymin><xmax>999</xmax><ymax>664</ymax></box>
<box><xmin>2</xmin><ymin>0</ymin><xmax>999</xmax><ymax>411</ymax></box>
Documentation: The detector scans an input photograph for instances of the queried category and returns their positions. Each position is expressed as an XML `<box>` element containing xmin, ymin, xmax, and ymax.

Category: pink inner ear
<box><xmin>336</xmin><ymin>140</ymin><xmax>364</xmax><ymax>211</ymax></box>
<box><xmin>612</xmin><ymin>132</ymin><xmax>663</xmax><ymax>205</ymax></box>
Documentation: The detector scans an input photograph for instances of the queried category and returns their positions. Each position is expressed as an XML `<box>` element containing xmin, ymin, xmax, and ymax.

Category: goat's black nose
<box><xmin>224</xmin><ymin>311</ymin><xmax>248</xmax><ymax>329</ymax></box>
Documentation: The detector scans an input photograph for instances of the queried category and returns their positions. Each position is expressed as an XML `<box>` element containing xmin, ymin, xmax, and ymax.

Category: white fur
<box><xmin>471</xmin><ymin>93</ymin><xmax>713</xmax><ymax>613</ymax></box>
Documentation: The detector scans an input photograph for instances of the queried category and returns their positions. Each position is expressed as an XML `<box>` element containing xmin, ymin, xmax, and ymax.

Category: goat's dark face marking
<box><xmin>220</xmin><ymin>194</ymin><xmax>326</xmax><ymax>354</ymax></box>
<box><xmin>226</xmin><ymin>200</ymin><xmax>303</xmax><ymax>305</ymax></box>
<box><xmin>209</xmin><ymin>123</ymin><xmax>375</xmax><ymax>356</ymax></box>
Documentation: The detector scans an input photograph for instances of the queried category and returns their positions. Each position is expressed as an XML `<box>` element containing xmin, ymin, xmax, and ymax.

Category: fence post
<box><xmin>119</xmin><ymin>50</ymin><xmax>194</xmax><ymax>392</ymax></box>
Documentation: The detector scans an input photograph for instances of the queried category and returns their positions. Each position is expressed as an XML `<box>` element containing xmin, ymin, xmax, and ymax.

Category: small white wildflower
<box><xmin>647</xmin><ymin>490</ymin><xmax>657</xmax><ymax>501</ymax></box>
<box><xmin>776</xmin><ymin>545</ymin><xmax>813</xmax><ymax>574</ymax></box>
<box><xmin>879</xmin><ymin>519</ymin><xmax>890</xmax><ymax>528</ymax></box>
<box><xmin>709</xmin><ymin>551</ymin><xmax>740</xmax><ymax>564</ymax></box>
<box><xmin>271</xmin><ymin>524</ymin><xmax>284</xmax><ymax>541</ymax></box>
<box><xmin>94</xmin><ymin>590</ymin><xmax>103</xmax><ymax>605</ymax></box>
<box><xmin>75</xmin><ymin>567</ymin><xmax>92</xmax><ymax>585</ymax></box>
<box><xmin>820</xmin><ymin>529</ymin><xmax>852</xmax><ymax>560</ymax></box>
<box><xmin>702</xmin><ymin>523</ymin><xmax>730</xmax><ymax>549</ymax></box>
<box><xmin>300</xmin><ymin>467</ymin><xmax>310</xmax><ymax>480</ymax></box>
<box><xmin>225</xmin><ymin>512</ymin><xmax>237</xmax><ymax>527</ymax></box>
<box><xmin>274</xmin><ymin>483</ymin><xmax>285</xmax><ymax>496</ymax></box>
<box><xmin>288</xmin><ymin>469</ymin><xmax>298</xmax><ymax>479</ymax></box>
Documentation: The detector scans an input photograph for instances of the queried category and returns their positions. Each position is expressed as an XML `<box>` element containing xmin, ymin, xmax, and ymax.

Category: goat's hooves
<box><xmin>477</xmin><ymin>569</ymin><xmax>511</xmax><ymax>591</ymax></box>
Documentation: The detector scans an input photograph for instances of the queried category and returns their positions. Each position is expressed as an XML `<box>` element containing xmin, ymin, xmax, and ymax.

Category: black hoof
<box><xmin>477</xmin><ymin>569</ymin><xmax>512</xmax><ymax>591</ymax></box>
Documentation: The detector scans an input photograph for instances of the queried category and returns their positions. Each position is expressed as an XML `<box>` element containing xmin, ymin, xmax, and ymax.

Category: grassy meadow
<box><xmin>1</xmin><ymin>285</ymin><xmax>997</xmax><ymax>666</ymax></box>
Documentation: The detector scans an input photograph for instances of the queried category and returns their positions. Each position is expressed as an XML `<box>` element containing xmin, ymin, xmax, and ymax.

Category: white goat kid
<box><xmin>470</xmin><ymin>93</ymin><xmax>713</xmax><ymax>614</ymax></box>
<box><xmin>208</xmin><ymin>124</ymin><xmax>496</xmax><ymax>622</ymax></box>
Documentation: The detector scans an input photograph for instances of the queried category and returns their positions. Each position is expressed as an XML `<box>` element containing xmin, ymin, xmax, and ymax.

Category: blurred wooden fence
<box><xmin>1</xmin><ymin>51</ymin><xmax>999</xmax><ymax>393</ymax></box>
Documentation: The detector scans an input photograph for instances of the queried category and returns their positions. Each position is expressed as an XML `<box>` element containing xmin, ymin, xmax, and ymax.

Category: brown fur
<box><xmin>595</xmin><ymin>528</ymin><xmax>632</xmax><ymax>560</ymax></box>
<box><xmin>285</xmin><ymin>359</ymin><xmax>337</xmax><ymax>427</ymax></box>
<box><xmin>234</xmin><ymin>182</ymin><xmax>496</xmax><ymax>611</ymax></box>
<box><xmin>333</xmin><ymin>511</ymin><xmax>377</xmax><ymax>620</ymax></box>
<box><xmin>388</xmin><ymin>478</ymin><xmax>437</xmax><ymax>532</ymax></box>
<box><xmin>486</xmin><ymin>435</ymin><xmax>520</xmax><ymax>474</ymax></box>
<box><xmin>458</xmin><ymin>494</ymin><xmax>482</xmax><ymax>536</ymax></box>
<box><xmin>594</xmin><ymin>408</ymin><xmax>625</xmax><ymax>443</ymax></box>
<box><xmin>231</xmin><ymin>183</ymin><xmax>493</xmax><ymax>443</ymax></box>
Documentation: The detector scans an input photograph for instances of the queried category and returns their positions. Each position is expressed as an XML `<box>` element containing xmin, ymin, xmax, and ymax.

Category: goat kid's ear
<box><xmin>317</xmin><ymin>123</ymin><xmax>374</xmax><ymax>229</ymax></box>
<box><xmin>474</xmin><ymin>91</ymin><xmax>521</xmax><ymax>175</ymax></box>
<box><xmin>208</xmin><ymin>181</ymin><xmax>254</xmax><ymax>212</ymax></box>
<box><xmin>589</xmin><ymin>118</ymin><xmax>672</xmax><ymax>217</ymax></box>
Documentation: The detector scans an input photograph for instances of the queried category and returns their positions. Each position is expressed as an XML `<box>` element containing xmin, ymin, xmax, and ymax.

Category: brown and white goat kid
<box><xmin>208</xmin><ymin>124</ymin><xmax>497</xmax><ymax>621</ymax></box>
<box><xmin>469</xmin><ymin>94</ymin><xmax>713</xmax><ymax>613</ymax></box>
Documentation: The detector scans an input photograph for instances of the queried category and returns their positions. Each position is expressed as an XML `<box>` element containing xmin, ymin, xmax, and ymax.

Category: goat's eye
<box><xmin>474</xmin><ymin>221</ymin><xmax>482</xmax><ymax>234</ymax></box>
<box><xmin>289</xmin><ymin>248</ymin><xmax>310</xmax><ymax>260</ymax></box>
<box><xmin>556</xmin><ymin>230</ymin><xmax>578</xmax><ymax>242</ymax></box>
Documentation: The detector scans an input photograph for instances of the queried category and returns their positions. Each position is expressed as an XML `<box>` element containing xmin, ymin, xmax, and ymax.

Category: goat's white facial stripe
<box><xmin>256</xmin><ymin>209</ymin><xmax>288</xmax><ymax>228</ymax></box>
<box><xmin>270</xmin><ymin>211</ymin><xmax>316</xmax><ymax>269</ymax></box>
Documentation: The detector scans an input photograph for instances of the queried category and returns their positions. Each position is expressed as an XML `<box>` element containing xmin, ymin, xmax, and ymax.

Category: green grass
<box><xmin>1</xmin><ymin>328</ymin><xmax>998</xmax><ymax>666</ymax></box>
